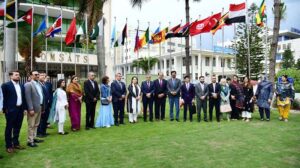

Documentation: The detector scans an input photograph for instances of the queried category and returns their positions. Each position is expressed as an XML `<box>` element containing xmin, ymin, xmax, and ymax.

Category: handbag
<box><xmin>101</xmin><ymin>98</ymin><xmax>109</xmax><ymax>105</ymax></box>
<box><xmin>220</xmin><ymin>103</ymin><xmax>232</xmax><ymax>113</ymax></box>
<box><xmin>191</xmin><ymin>104</ymin><xmax>196</xmax><ymax>114</ymax></box>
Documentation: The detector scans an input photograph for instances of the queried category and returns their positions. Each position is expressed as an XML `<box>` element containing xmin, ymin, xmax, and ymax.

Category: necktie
<box><xmin>160</xmin><ymin>80</ymin><xmax>162</xmax><ymax>87</ymax></box>
<box><xmin>213</xmin><ymin>83</ymin><xmax>215</xmax><ymax>92</ymax></box>
<box><xmin>186</xmin><ymin>83</ymin><xmax>189</xmax><ymax>90</ymax></box>
<box><xmin>148</xmin><ymin>82</ymin><xmax>150</xmax><ymax>88</ymax></box>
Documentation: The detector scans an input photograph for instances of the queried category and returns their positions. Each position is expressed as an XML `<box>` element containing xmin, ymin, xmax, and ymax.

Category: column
<box><xmin>163</xmin><ymin>58</ymin><xmax>167</xmax><ymax>76</ymax></box>
<box><xmin>191</xmin><ymin>54</ymin><xmax>195</xmax><ymax>80</ymax></box>
<box><xmin>198</xmin><ymin>53</ymin><xmax>201</xmax><ymax>77</ymax></box>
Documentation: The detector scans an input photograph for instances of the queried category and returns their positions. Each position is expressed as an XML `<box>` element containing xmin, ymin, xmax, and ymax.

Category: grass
<box><xmin>0</xmin><ymin>103</ymin><xmax>299</xmax><ymax>168</ymax></box>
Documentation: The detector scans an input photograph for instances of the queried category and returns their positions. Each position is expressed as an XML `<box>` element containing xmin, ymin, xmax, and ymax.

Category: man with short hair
<box><xmin>2</xmin><ymin>71</ymin><xmax>27</xmax><ymax>153</ymax></box>
<box><xmin>181</xmin><ymin>75</ymin><xmax>195</xmax><ymax>122</ymax></box>
<box><xmin>84</xmin><ymin>71</ymin><xmax>100</xmax><ymax>130</ymax></box>
<box><xmin>111</xmin><ymin>73</ymin><xmax>127</xmax><ymax>126</ymax></box>
<box><xmin>167</xmin><ymin>71</ymin><xmax>181</xmax><ymax>122</ymax></box>
<box><xmin>141</xmin><ymin>74</ymin><xmax>155</xmax><ymax>122</ymax></box>
<box><xmin>208</xmin><ymin>75</ymin><xmax>221</xmax><ymax>122</ymax></box>
<box><xmin>195</xmin><ymin>76</ymin><xmax>209</xmax><ymax>122</ymax></box>
<box><xmin>153</xmin><ymin>72</ymin><xmax>168</xmax><ymax>121</ymax></box>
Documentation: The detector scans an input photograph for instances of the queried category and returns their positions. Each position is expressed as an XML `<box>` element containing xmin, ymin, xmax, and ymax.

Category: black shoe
<box><xmin>115</xmin><ymin>123</ymin><xmax>119</xmax><ymax>126</ymax></box>
<box><xmin>34</xmin><ymin>139</ymin><xmax>44</xmax><ymax>143</ymax></box>
<box><xmin>120</xmin><ymin>122</ymin><xmax>125</xmax><ymax>125</ymax></box>
<box><xmin>144</xmin><ymin>120</ymin><xmax>147</xmax><ymax>122</ymax></box>
<box><xmin>170</xmin><ymin>119</ymin><xmax>174</xmax><ymax>121</ymax></box>
<box><xmin>37</xmin><ymin>134</ymin><xmax>47</xmax><ymax>138</ymax></box>
<box><xmin>90</xmin><ymin>127</ymin><xmax>96</xmax><ymax>129</ymax></box>
<box><xmin>150</xmin><ymin>120</ymin><xmax>153</xmax><ymax>122</ymax></box>
<box><xmin>85</xmin><ymin>127</ymin><xmax>90</xmax><ymax>130</ymax></box>
<box><xmin>176</xmin><ymin>119</ymin><xmax>180</xmax><ymax>122</ymax></box>
<box><xmin>161</xmin><ymin>119</ymin><xmax>165</xmax><ymax>121</ymax></box>
<box><xmin>27</xmin><ymin>142</ymin><xmax>38</xmax><ymax>147</ymax></box>
<box><xmin>59</xmin><ymin>132</ymin><xmax>69</xmax><ymax>135</ymax></box>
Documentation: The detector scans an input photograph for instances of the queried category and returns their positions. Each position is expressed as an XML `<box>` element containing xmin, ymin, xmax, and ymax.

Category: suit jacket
<box><xmin>208</xmin><ymin>83</ymin><xmax>221</xmax><ymax>100</ymax></box>
<box><xmin>167</xmin><ymin>78</ymin><xmax>181</xmax><ymax>97</ymax></box>
<box><xmin>111</xmin><ymin>80</ymin><xmax>127</xmax><ymax>102</ymax></box>
<box><xmin>195</xmin><ymin>82</ymin><xmax>209</xmax><ymax>100</ymax></box>
<box><xmin>45</xmin><ymin>81</ymin><xmax>53</xmax><ymax>104</ymax></box>
<box><xmin>181</xmin><ymin>83</ymin><xmax>195</xmax><ymax>103</ymax></box>
<box><xmin>153</xmin><ymin>79</ymin><xmax>168</xmax><ymax>99</ymax></box>
<box><xmin>84</xmin><ymin>80</ymin><xmax>100</xmax><ymax>103</ymax></box>
<box><xmin>141</xmin><ymin>80</ymin><xmax>155</xmax><ymax>100</ymax></box>
<box><xmin>2</xmin><ymin>81</ymin><xmax>27</xmax><ymax>112</ymax></box>
<box><xmin>40</xmin><ymin>82</ymin><xmax>51</xmax><ymax>109</ymax></box>
<box><xmin>24</xmin><ymin>81</ymin><xmax>46</xmax><ymax>112</ymax></box>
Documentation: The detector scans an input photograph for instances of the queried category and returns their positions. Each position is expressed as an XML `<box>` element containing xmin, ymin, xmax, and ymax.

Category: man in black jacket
<box><xmin>153</xmin><ymin>72</ymin><xmax>168</xmax><ymax>121</ymax></box>
<box><xmin>84</xmin><ymin>72</ymin><xmax>100</xmax><ymax>130</ymax></box>
<box><xmin>208</xmin><ymin>75</ymin><xmax>221</xmax><ymax>122</ymax></box>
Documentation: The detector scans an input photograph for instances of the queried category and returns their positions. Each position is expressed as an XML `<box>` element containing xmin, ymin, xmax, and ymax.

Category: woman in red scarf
<box><xmin>66</xmin><ymin>75</ymin><xmax>83</xmax><ymax>131</ymax></box>
<box><xmin>229</xmin><ymin>75</ymin><xmax>245</xmax><ymax>120</ymax></box>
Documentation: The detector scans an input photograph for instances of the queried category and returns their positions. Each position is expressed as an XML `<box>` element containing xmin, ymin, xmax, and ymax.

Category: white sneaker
<box><xmin>106</xmin><ymin>125</ymin><xmax>111</xmax><ymax>128</ymax></box>
<box><xmin>284</xmin><ymin>119</ymin><xmax>288</xmax><ymax>122</ymax></box>
<box><xmin>279</xmin><ymin>117</ymin><xmax>283</xmax><ymax>121</ymax></box>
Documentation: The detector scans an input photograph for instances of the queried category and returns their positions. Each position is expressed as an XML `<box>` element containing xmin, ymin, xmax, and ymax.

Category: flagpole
<box><xmin>190</xmin><ymin>17</ymin><xmax>193</xmax><ymax>79</ymax></box>
<box><xmin>85</xmin><ymin>14</ymin><xmax>89</xmax><ymax>72</ymax></box>
<box><xmin>199</xmin><ymin>15</ymin><xmax>202</xmax><ymax>76</ymax></box>
<box><xmin>3</xmin><ymin>0</ymin><xmax>7</xmax><ymax>81</ymax></box>
<box><xmin>234</xmin><ymin>23</ymin><xmax>237</xmax><ymax>74</ymax></box>
<box><xmin>159</xmin><ymin>22</ymin><xmax>162</xmax><ymax>71</ymax></box>
<box><xmin>168</xmin><ymin>21</ymin><xmax>172</xmax><ymax>74</ymax></box>
<box><xmin>136</xmin><ymin>19</ymin><xmax>139</xmax><ymax>77</ymax></box>
<box><xmin>246</xmin><ymin>0</ymin><xmax>251</xmax><ymax>78</ymax></box>
<box><xmin>73</xmin><ymin>12</ymin><xmax>76</xmax><ymax>75</ymax></box>
<box><xmin>221</xmin><ymin>7</ymin><xmax>225</xmax><ymax>77</ymax></box>
<box><xmin>125</xmin><ymin>17</ymin><xmax>128</xmax><ymax>68</ymax></box>
<box><xmin>30</xmin><ymin>2</ymin><xmax>34</xmax><ymax>71</ymax></box>
<box><xmin>148</xmin><ymin>21</ymin><xmax>150</xmax><ymax>74</ymax></box>
<box><xmin>60</xmin><ymin>6</ymin><xmax>63</xmax><ymax>74</ymax></box>
<box><xmin>180</xmin><ymin>19</ymin><xmax>183</xmax><ymax>79</ymax></box>
<box><xmin>211</xmin><ymin>12</ymin><xmax>214</xmax><ymax>75</ymax></box>
<box><xmin>264</xmin><ymin>16</ymin><xmax>268</xmax><ymax>79</ymax></box>
<box><xmin>45</xmin><ymin>5</ymin><xmax>48</xmax><ymax>74</ymax></box>
<box><xmin>15</xmin><ymin>0</ymin><xmax>18</xmax><ymax>70</ymax></box>
<box><xmin>113</xmin><ymin>17</ymin><xmax>116</xmax><ymax>74</ymax></box>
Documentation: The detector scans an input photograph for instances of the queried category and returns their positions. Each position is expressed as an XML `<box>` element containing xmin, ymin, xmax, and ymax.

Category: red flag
<box><xmin>190</xmin><ymin>13</ymin><xmax>221</xmax><ymax>36</ymax></box>
<box><xmin>65</xmin><ymin>17</ymin><xmax>77</xmax><ymax>45</ymax></box>
<box><xmin>21</xmin><ymin>8</ymin><xmax>33</xmax><ymax>25</ymax></box>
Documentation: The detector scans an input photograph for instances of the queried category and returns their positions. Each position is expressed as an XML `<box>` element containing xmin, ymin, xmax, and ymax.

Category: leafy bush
<box><xmin>276</xmin><ymin>68</ymin><xmax>300</xmax><ymax>93</ymax></box>
<box><xmin>292</xmin><ymin>98</ymin><xmax>300</xmax><ymax>110</ymax></box>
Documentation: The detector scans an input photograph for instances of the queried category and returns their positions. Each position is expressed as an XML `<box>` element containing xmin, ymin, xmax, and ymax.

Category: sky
<box><xmin>111</xmin><ymin>0</ymin><xmax>300</xmax><ymax>50</ymax></box>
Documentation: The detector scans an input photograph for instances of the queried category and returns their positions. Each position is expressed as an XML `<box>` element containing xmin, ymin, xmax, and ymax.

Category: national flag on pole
<box><xmin>90</xmin><ymin>17</ymin><xmax>104</xmax><ymax>40</ymax></box>
<box><xmin>0</xmin><ymin>0</ymin><xmax>6</xmax><ymax>17</ymax></box>
<box><xmin>76</xmin><ymin>21</ymin><xmax>86</xmax><ymax>43</ymax></box>
<box><xmin>211</xmin><ymin>12</ymin><xmax>230</xmax><ymax>35</ymax></box>
<box><xmin>33</xmin><ymin>15</ymin><xmax>47</xmax><ymax>36</ymax></box>
<box><xmin>111</xmin><ymin>23</ymin><xmax>116</xmax><ymax>47</ymax></box>
<box><xmin>149</xmin><ymin>26</ymin><xmax>160</xmax><ymax>44</ymax></box>
<box><xmin>136</xmin><ymin>27</ymin><xmax>149</xmax><ymax>50</ymax></box>
<box><xmin>151</xmin><ymin>27</ymin><xmax>168</xmax><ymax>44</ymax></box>
<box><xmin>190</xmin><ymin>13</ymin><xmax>221</xmax><ymax>36</ymax></box>
<box><xmin>225</xmin><ymin>2</ymin><xmax>246</xmax><ymax>24</ymax></box>
<box><xmin>114</xmin><ymin>24</ymin><xmax>127</xmax><ymax>47</ymax></box>
<box><xmin>7</xmin><ymin>8</ymin><xmax>33</xmax><ymax>28</ymax></box>
<box><xmin>166</xmin><ymin>24</ymin><xmax>181</xmax><ymax>39</ymax></box>
<box><xmin>134</xmin><ymin>27</ymin><xmax>139</xmax><ymax>52</ymax></box>
<box><xmin>1</xmin><ymin>0</ymin><xmax>15</xmax><ymax>21</ymax></box>
<box><xmin>65</xmin><ymin>17</ymin><xmax>77</xmax><ymax>45</ymax></box>
<box><xmin>256</xmin><ymin>0</ymin><xmax>266</xmax><ymax>27</ymax></box>
<box><xmin>174</xmin><ymin>22</ymin><xmax>190</xmax><ymax>37</ymax></box>
<box><xmin>46</xmin><ymin>15</ymin><xmax>62</xmax><ymax>38</ymax></box>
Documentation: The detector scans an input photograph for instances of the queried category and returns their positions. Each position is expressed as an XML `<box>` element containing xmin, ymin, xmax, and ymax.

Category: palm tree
<box><xmin>131</xmin><ymin>0</ymin><xmax>201</xmax><ymax>76</ymax></box>
<box><xmin>269</xmin><ymin>0</ymin><xmax>285</xmax><ymax>83</ymax></box>
<box><xmin>132</xmin><ymin>57</ymin><xmax>159</xmax><ymax>74</ymax></box>
<box><xmin>18</xmin><ymin>21</ymin><xmax>44</xmax><ymax>75</ymax></box>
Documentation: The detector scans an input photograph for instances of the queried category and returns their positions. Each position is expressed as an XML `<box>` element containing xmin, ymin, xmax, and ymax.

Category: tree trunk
<box><xmin>185</xmin><ymin>0</ymin><xmax>190</xmax><ymax>76</ymax></box>
<box><xmin>269</xmin><ymin>0</ymin><xmax>281</xmax><ymax>83</ymax></box>
<box><xmin>4</xmin><ymin>28</ymin><xmax>16</xmax><ymax>82</ymax></box>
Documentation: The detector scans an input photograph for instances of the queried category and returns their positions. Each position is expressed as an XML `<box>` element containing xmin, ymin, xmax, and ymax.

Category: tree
<box><xmin>269</xmin><ymin>0</ymin><xmax>285</xmax><ymax>83</ymax></box>
<box><xmin>232</xmin><ymin>3</ymin><xmax>264</xmax><ymax>79</ymax></box>
<box><xmin>130</xmin><ymin>0</ymin><xmax>201</xmax><ymax>76</ymax></box>
<box><xmin>132</xmin><ymin>57</ymin><xmax>159</xmax><ymax>74</ymax></box>
<box><xmin>281</xmin><ymin>48</ymin><xmax>294</xmax><ymax>69</ymax></box>
<box><xmin>295</xmin><ymin>58</ymin><xmax>300</xmax><ymax>70</ymax></box>
<box><xmin>18</xmin><ymin>21</ymin><xmax>44</xmax><ymax>75</ymax></box>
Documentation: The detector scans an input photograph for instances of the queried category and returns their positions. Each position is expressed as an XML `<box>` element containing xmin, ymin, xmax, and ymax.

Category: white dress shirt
<box><xmin>12</xmin><ymin>80</ymin><xmax>22</xmax><ymax>106</ymax></box>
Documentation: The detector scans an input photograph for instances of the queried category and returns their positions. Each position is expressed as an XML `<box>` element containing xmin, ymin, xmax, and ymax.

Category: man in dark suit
<box><xmin>208</xmin><ymin>75</ymin><xmax>221</xmax><ymax>122</ymax></box>
<box><xmin>180</xmin><ymin>76</ymin><xmax>195</xmax><ymax>122</ymax></box>
<box><xmin>167</xmin><ymin>71</ymin><xmax>181</xmax><ymax>121</ymax></box>
<box><xmin>83</xmin><ymin>71</ymin><xmax>100</xmax><ymax>130</ymax></box>
<box><xmin>153</xmin><ymin>72</ymin><xmax>168</xmax><ymax>121</ymax></box>
<box><xmin>141</xmin><ymin>74</ymin><xmax>155</xmax><ymax>122</ymax></box>
<box><xmin>111</xmin><ymin>73</ymin><xmax>127</xmax><ymax>126</ymax></box>
<box><xmin>195</xmin><ymin>76</ymin><xmax>209</xmax><ymax>122</ymax></box>
<box><xmin>2</xmin><ymin>70</ymin><xmax>27</xmax><ymax>153</ymax></box>
<box><xmin>37</xmin><ymin>73</ymin><xmax>52</xmax><ymax>137</ymax></box>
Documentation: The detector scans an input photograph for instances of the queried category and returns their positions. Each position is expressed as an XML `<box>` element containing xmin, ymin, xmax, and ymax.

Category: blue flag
<box><xmin>33</xmin><ymin>16</ymin><xmax>47</xmax><ymax>36</ymax></box>
<box><xmin>110</xmin><ymin>24</ymin><xmax>116</xmax><ymax>47</ymax></box>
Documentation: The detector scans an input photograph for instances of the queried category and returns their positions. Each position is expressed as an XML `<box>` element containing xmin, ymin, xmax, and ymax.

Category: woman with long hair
<box><xmin>242</xmin><ymin>77</ymin><xmax>254</xmax><ymax>122</ymax></box>
<box><xmin>229</xmin><ymin>75</ymin><xmax>245</xmax><ymax>120</ymax></box>
<box><xmin>127</xmin><ymin>76</ymin><xmax>142</xmax><ymax>123</ymax></box>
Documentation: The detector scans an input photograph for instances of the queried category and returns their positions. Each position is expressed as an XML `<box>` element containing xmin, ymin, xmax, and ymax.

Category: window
<box><xmin>277</xmin><ymin>45</ymin><xmax>281</xmax><ymax>51</ymax></box>
<box><xmin>167</xmin><ymin>60</ymin><xmax>170</xmax><ymax>68</ymax></box>
<box><xmin>283</xmin><ymin>44</ymin><xmax>287</xmax><ymax>50</ymax></box>
<box><xmin>158</xmin><ymin>62</ymin><xmax>161</xmax><ymax>69</ymax></box>
<box><xmin>183</xmin><ymin>57</ymin><xmax>186</xmax><ymax>66</ymax></box>
<box><xmin>205</xmin><ymin>57</ymin><xmax>210</xmax><ymax>66</ymax></box>
<box><xmin>195</xmin><ymin>56</ymin><xmax>198</xmax><ymax>66</ymax></box>
<box><xmin>287</xmin><ymin>43</ymin><xmax>291</xmax><ymax>49</ymax></box>
<box><xmin>213</xmin><ymin>58</ymin><xmax>216</xmax><ymax>67</ymax></box>
<box><xmin>227</xmin><ymin>59</ymin><xmax>231</xmax><ymax>68</ymax></box>
<box><xmin>221</xmin><ymin>58</ymin><xmax>225</xmax><ymax>67</ymax></box>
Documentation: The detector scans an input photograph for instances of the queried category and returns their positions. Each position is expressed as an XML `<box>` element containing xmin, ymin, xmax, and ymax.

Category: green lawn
<box><xmin>0</xmin><ymin>103</ymin><xmax>299</xmax><ymax>168</ymax></box>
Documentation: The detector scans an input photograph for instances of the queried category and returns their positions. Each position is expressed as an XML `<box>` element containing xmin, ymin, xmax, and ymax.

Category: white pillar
<box><xmin>163</xmin><ymin>58</ymin><xmax>167</xmax><ymax>76</ymax></box>
<box><xmin>4</xmin><ymin>28</ymin><xmax>16</xmax><ymax>82</ymax></box>
<box><xmin>155</xmin><ymin>62</ymin><xmax>158</xmax><ymax>74</ymax></box>
<box><xmin>191</xmin><ymin>55</ymin><xmax>195</xmax><ymax>80</ymax></box>
<box><xmin>198</xmin><ymin>53</ymin><xmax>201</xmax><ymax>77</ymax></box>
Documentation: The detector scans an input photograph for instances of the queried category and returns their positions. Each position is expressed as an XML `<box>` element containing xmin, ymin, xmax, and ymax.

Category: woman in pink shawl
<box><xmin>66</xmin><ymin>75</ymin><xmax>83</xmax><ymax>131</ymax></box>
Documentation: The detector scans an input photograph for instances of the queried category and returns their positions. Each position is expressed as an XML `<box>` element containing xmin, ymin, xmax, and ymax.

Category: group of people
<box><xmin>0</xmin><ymin>69</ymin><xmax>295</xmax><ymax>158</ymax></box>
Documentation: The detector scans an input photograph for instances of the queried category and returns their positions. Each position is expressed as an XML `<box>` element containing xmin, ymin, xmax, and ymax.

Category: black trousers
<box><xmin>230</xmin><ymin>100</ymin><xmax>239</xmax><ymax>119</ymax></box>
<box><xmin>113</xmin><ymin>100</ymin><xmax>125</xmax><ymax>124</ymax></box>
<box><xmin>183</xmin><ymin>102</ymin><xmax>193</xmax><ymax>121</ymax></box>
<box><xmin>259</xmin><ymin>107</ymin><xmax>270</xmax><ymax>119</ymax></box>
<box><xmin>196</xmin><ymin>98</ymin><xmax>207</xmax><ymax>121</ymax></box>
<box><xmin>37</xmin><ymin>104</ymin><xmax>50</xmax><ymax>135</ymax></box>
<box><xmin>5</xmin><ymin>107</ymin><xmax>24</xmax><ymax>148</ymax></box>
<box><xmin>86</xmin><ymin>101</ymin><xmax>97</xmax><ymax>128</ymax></box>
<box><xmin>143</xmin><ymin>97</ymin><xmax>153</xmax><ymax>121</ymax></box>
<box><xmin>154</xmin><ymin>97</ymin><xmax>166</xmax><ymax>120</ymax></box>
<box><xmin>209</xmin><ymin>99</ymin><xmax>220</xmax><ymax>122</ymax></box>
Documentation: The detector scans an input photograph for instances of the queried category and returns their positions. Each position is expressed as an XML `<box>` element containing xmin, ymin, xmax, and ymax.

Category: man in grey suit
<box><xmin>195</xmin><ymin>76</ymin><xmax>209</xmax><ymax>122</ymax></box>
<box><xmin>25</xmin><ymin>71</ymin><xmax>45</xmax><ymax>147</ymax></box>
<box><xmin>167</xmin><ymin>71</ymin><xmax>181</xmax><ymax>121</ymax></box>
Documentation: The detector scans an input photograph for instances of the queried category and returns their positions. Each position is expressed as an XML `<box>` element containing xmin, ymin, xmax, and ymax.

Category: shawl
<box><xmin>232</xmin><ymin>81</ymin><xmax>244</xmax><ymax>109</ymax></box>
<box><xmin>67</xmin><ymin>82</ymin><xmax>83</xmax><ymax>97</ymax></box>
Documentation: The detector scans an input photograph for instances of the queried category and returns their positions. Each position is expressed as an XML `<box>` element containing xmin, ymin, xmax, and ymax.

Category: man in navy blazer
<box><xmin>2</xmin><ymin>70</ymin><xmax>27</xmax><ymax>153</ymax></box>
<box><xmin>141</xmin><ymin>74</ymin><xmax>155</xmax><ymax>122</ymax></box>
<box><xmin>153</xmin><ymin>72</ymin><xmax>168</xmax><ymax>121</ymax></box>
<box><xmin>181</xmin><ymin>76</ymin><xmax>195</xmax><ymax>122</ymax></box>
<box><xmin>208</xmin><ymin>75</ymin><xmax>221</xmax><ymax>122</ymax></box>
<box><xmin>111</xmin><ymin>73</ymin><xmax>127</xmax><ymax>126</ymax></box>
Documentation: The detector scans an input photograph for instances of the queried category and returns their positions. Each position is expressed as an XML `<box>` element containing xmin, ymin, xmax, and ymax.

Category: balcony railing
<box><xmin>42</xmin><ymin>46</ymin><xmax>96</xmax><ymax>55</ymax></box>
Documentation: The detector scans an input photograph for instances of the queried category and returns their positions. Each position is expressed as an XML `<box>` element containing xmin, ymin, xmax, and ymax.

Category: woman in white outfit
<box><xmin>54</xmin><ymin>79</ymin><xmax>69</xmax><ymax>135</ymax></box>
<box><xmin>127</xmin><ymin>76</ymin><xmax>141</xmax><ymax>123</ymax></box>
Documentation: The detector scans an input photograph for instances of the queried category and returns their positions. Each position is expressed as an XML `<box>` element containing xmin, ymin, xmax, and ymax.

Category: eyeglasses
<box><xmin>33</xmin><ymin>74</ymin><xmax>39</xmax><ymax>76</ymax></box>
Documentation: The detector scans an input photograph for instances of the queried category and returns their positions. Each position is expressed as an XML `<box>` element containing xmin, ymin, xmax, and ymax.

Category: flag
<box><xmin>225</xmin><ymin>2</ymin><xmax>246</xmax><ymax>24</ymax></box>
<box><xmin>0</xmin><ymin>0</ymin><xmax>6</xmax><ymax>17</ymax></box>
<box><xmin>256</xmin><ymin>0</ymin><xmax>266</xmax><ymax>27</ymax></box>
<box><xmin>90</xmin><ymin>18</ymin><xmax>104</xmax><ymax>40</ymax></box>
<box><xmin>134</xmin><ymin>27</ymin><xmax>139</xmax><ymax>52</ymax></box>
<box><xmin>166</xmin><ymin>24</ymin><xmax>181</xmax><ymax>39</ymax></box>
<box><xmin>114</xmin><ymin>24</ymin><xmax>127</xmax><ymax>47</ymax></box>
<box><xmin>1</xmin><ymin>0</ymin><xmax>15</xmax><ymax>21</ymax></box>
<box><xmin>151</xmin><ymin>27</ymin><xmax>168</xmax><ymax>44</ymax></box>
<box><xmin>211</xmin><ymin>12</ymin><xmax>229</xmax><ymax>35</ymax></box>
<box><xmin>149</xmin><ymin>26</ymin><xmax>160</xmax><ymax>44</ymax></box>
<box><xmin>111</xmin><ymin>23</ymin><xmax>116</xmax><ymax>47</ymax></box>
<box><xmin>174</xmin><ymin>22</ymin><xmax>190</xmax><ymax>37</ymax></box>
<box><xmin>65</xmin><ymin>17</ymin><xmax>77</xmax><ymax>45</ymax></box>
<box><xmin>137</xmin><ymin>27</ymin><xmax>149</xmax><ymax>50</ymax></box>
<box><xmin>33</xmin><ymin>15</ymin><xmax>47</xmax><ymax>36</ymax></box>
<box><xmin>7</xmin><ymin>8</ymin><xmax>33</xmax><ymax>28</ymax></box>
<box><xmin>46</xmin><ymin>15</ymin><xmax>62</xmax><ymax>38</ymax></box>
<box><xmin>190</xmin><ymin>13</ymin><xmax>221</xmax><ymax>36</ymax></box>
<box><xmin>76</xmin><ymin>21</ymin><xmax>86</xmax><ymax>43</ymax></box>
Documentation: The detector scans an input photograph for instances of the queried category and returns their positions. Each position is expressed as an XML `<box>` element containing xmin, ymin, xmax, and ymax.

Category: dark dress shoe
<box><xmin>120</xmin><ymin>122</ymin><xmax>125</xmax><ymax>125</ymax></box>
<box><xmin>37</xmin><ymin>134</ymin><xmax>47</xmax><ymax>138</ymax></box>
<box><xmin>115</xmin><ymin>123</ymin><xmax>119</xmax><ymax>126</ymax></box>
<box><xmin>176</xmin><ymin>119</ymin><xmax>180</xmax><ymax>122</ymax></box>
<box><xmin>14</xmin><ymin>145</ymin><xmax>26</xmax><ymax>150</ymax></box>
<box><xmin>85</xmin><ymin>127</ymin><xmax>90</xmax><ymax>130</ymax></box>
<box><xmin>27</xmin><ymin>142</ymin><xmax>38</xmax><ymax>147</ymax></box>
<box><xmin>6</xmin><ymin>148</ymin><xmax>14</xmax><ymax>153</ymax></box>
<box><xmin>34</xmin><ymin>139</ymin><xmax>44</xmax><ymax>143</ymax></box>
<box><xmin>170</xmin><ymin>119</ymin><xmax>174</xmax><ymax>121</ymax></box>
<box><xmin>91</xmin><ymin>127</ymin><xmax>96</xmax><ymax>129</ymax></box>
<box><xmin>59</xmin><ymin>132</ymin><xmax>69</xmax><ymax>135</ymax></box>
